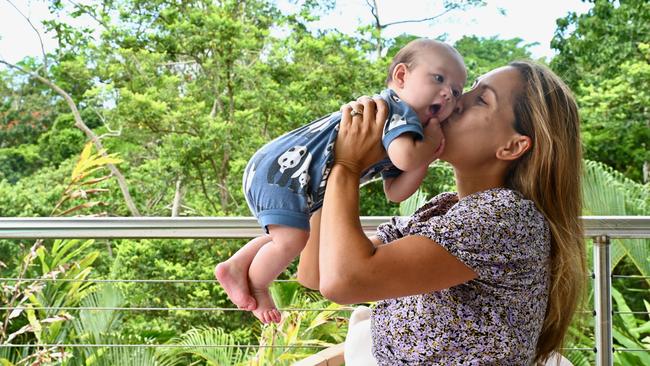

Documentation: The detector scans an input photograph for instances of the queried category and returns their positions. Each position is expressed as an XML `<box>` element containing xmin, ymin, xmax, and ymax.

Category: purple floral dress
<box><xmin>372</xmin><ymin>188</ymin><xmax>550</xmax><ymax>365</ymax></box>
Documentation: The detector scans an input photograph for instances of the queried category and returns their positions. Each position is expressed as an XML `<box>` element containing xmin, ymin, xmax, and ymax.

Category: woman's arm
<box><xmin>297</xmin><ymin>210</ymin><xmax>384</xmax><ymax>290</ymax></box>
<box><xmin>319</xmin><ymin>97</ymin><xmax>476</xmax><ymax>304</ymax></box>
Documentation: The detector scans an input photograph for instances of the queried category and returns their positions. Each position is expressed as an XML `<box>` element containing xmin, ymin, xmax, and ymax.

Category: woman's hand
<box><xmin>335</xmin><ymin>96</ymin><xmax>389</xmax><ymax>176</ymax></box>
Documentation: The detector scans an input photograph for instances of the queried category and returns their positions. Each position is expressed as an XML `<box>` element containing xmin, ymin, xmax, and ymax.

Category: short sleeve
<box><xmin>375</xmin><ymin>216</ymin><xmax>409</xmax><ymax>244</ymax></box>
<box><xmin>406</xmin><ymin>190</ymin><xmax>550</xmax><ymax>282</ymax></box>
<box><xmin>379</xmin><ymin>89</ymin><xmax>424</xmax><ymax>151</ymax></box>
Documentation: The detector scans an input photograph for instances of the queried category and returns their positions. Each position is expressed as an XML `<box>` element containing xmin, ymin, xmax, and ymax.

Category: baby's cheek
<box><xmin>441</xmin><ymin>105</ymin><xmax>455</xmax><ymax>121</ymax></box>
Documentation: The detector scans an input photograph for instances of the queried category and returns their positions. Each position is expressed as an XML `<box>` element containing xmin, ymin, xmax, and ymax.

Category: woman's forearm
<box><xmin>319</xmin><ymin>164</ymin><xmax>375</xmax><ymax>299</ymax></box>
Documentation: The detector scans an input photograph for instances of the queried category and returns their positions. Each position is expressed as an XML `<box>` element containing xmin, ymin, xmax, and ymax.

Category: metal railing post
<box><xmin>594</xmin><ymin>235</ymin><xmax>613</xmax><ymax>366</ymax></box>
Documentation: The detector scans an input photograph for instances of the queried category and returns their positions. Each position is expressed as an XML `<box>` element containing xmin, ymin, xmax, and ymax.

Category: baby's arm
<box><xmin>383</xmin><ymin>164</ymin><xmax>428</xmax><ymax>203</ymax></box>
<box><xmin>386</xmin><ymin>119</ymin><xmax>443</xmax><ymax>172</ymax></box>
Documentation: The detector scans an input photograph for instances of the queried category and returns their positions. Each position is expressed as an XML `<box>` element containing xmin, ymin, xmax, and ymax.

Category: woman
<box><xmin>297</xmin><ymin>61</ymin><xmax>586</xmax><ymax>365</ymax></box>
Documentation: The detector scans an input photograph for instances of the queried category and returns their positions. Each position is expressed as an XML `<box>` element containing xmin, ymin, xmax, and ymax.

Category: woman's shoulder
<box><xmin>453</xmin><ymin>187</ymin><xmax>543</xmax><ymax>222</ymax></box>
<box><xmin>416</xmin><ymin>188</ymin><xmax>549</xmax><ymax>250</ymax></box>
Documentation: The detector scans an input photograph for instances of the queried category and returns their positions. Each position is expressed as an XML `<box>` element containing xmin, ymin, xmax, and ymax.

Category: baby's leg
<box><xmin>215</xmin><ymin>235</ymin><xmax>272</xmax><ymax>311</ymax></box>
<box><xmin>249</xmin><ymin>225</ymin><xmax>309</xmax><ymax>324</ymax></box>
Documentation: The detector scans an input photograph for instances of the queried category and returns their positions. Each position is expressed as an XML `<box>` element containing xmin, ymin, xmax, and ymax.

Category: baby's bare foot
<box><xmin>214</xmin><ymin>262</ymin><xmax>257</xmax><ymax>311</ymax></box>
<box><xmin>251</xmin><ymin>287</ymin><xmax>281</xmax><ymax>324</ymax></box>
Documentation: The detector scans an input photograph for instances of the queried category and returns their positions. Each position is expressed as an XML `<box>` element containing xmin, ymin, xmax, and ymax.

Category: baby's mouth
<box><xmin>429</xmin><ymin>103</ymin><xmax>442</xmax><ymax>117</ymax></box>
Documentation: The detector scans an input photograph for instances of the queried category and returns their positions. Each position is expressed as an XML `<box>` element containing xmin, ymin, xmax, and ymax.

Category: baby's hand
<box><xmin>423</xmin><ymin>118</ymin><xmax>445</xmax><ymax>159</ymax></box>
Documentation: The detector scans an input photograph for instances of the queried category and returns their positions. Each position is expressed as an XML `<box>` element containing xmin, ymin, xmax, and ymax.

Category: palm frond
<box><xmin>582</xmin><ymin>159</ymin><xmax>650</xmax><ymax>278</ymax></box>
<box><xmin>73</xmin><ymin>284</ymin><xmax>124</xmax><ymax>345</ymax></box>
<box><xmin>156</xmin><ymin>326</ymin><xmax>251</xmax><ymax>366</ymax></box>
<box><xmin>399</xmin><ymin>189</ymin><xmax>428</xmax><ymax>216</ymax></box>
<box><xmin>89</xmin><ymin>344</ymin><xmax>159</xmax><ymax>366</ymax></box>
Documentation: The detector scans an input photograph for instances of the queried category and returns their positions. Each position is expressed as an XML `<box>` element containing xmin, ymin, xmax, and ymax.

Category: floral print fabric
<box><xmin>372</xmin><ymin>188</ymin><xmax>551</xmax><ymax>365</ymax></box>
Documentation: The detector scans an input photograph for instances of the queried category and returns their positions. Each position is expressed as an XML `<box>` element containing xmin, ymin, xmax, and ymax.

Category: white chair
<box><xmin>344</xmin><ymin>306</ymin><xmax>377</xmax><ymax>366</ymax></box>
<box><xmin>343</xmin><ymin>306</ymin><xmax>574</xmax><ymax>366</ymax></box>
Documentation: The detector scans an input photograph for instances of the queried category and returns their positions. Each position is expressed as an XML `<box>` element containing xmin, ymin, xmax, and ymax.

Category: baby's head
<box><xmin>386</xmin><ymin>39</ymin><xmax>467</xmax><ymax>124</ymax></box>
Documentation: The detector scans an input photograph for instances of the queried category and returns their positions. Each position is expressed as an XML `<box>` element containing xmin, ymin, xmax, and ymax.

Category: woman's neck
<box><xmin>453</xmin><ymin>171</ymin><xmax>506</xmax><ymax>199</ymax></box>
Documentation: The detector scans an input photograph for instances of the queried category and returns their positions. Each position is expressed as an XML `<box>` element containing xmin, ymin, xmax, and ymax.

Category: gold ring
<box><xmin>350</xmin><ymin>109</ymin><xmax>362</xmax><ymax>117</ymax></box>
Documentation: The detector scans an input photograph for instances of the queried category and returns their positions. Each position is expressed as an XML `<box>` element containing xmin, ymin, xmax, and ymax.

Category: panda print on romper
<box><xmin>266</xmin><ymin>146</ymin><xmax>313</xmax><ymax>194</ymax></box>
<box><xmin>243</xmin><ymin>89</ymin><xmax>424</xmax><ymax>223</ymax></box>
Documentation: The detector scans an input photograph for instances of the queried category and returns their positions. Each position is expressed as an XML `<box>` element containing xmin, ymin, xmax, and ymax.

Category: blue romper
<box><xmin>243</xmin><ymin>89</ymin><xmax>424</xmax><ymax>232</ymax></box>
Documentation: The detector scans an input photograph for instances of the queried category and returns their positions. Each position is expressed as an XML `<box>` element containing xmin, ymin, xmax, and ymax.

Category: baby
<box><xmin>215</xmin><ymin>39</ymin><xmax>467</xmax><ymax>324</ymax></box>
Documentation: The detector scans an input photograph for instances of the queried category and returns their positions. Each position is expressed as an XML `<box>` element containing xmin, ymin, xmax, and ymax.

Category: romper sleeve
<box><xmin>378</xmin><ymin>89</ymin><xmax>424</xmax><ymax>151</ymax></box>
<box><xmin>407</xmin><ymin>191</ymin><xmax>550</xmax><ymax>282</ymax></box>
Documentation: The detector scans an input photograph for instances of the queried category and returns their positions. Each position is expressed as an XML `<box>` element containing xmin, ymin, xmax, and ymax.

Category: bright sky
<box><xmin>0</xmin><ymin>0</ymin><xmax>592</xmax><ymax>64</ymax></box>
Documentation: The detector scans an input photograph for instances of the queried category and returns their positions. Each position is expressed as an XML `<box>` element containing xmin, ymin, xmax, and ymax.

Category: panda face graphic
<box><xmin>324</xmin><ymin>142</ymin><xmax>334</xmax><ymax>156</ymax></box>
<box><xmin>391</xmin><ymin>94</ymin><xmax>401</xmax><ymax>103</ymax></box>
<box><xmin>387</xmin><ymin>114</ymin><xmax>407</xmax><ymax>130</ymax></box>
<box><xmin>278</xmin><ymin>146</ymin><xmax>307</xmax><ymax>173</ymax></box>
<box><xmin>383</xmin><ymin>114</ymin><xmax>407</xmax><ymax>139</ymax></box>
<box><xmin>298</xmin><ymin>169</ymin><xmax>309</xmax><ymax>187</ymax></box>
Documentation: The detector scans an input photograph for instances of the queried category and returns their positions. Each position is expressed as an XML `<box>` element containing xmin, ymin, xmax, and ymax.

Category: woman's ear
<box><xmin>392</xmin><ymin>63</ymin><xmax>408</xmax><ymax>89</ymax></box>
<box><xmin>496</xmin><ymin>134</ymin><xmax>532</xmax><ymax>161</ymax></box>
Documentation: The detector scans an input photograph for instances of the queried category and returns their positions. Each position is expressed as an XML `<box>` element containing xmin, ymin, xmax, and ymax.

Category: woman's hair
<box><xmin>506</xmin><ymin>61</ymin><xmax>587</xmax><ymax>364</ymax></box>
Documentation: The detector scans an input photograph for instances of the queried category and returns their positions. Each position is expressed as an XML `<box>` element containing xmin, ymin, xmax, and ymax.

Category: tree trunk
<box><xmin>171</xmin><ymin>177</ymin><xmax>184</xmax><ymax>217</ymax></box>
<box><xmin>0</xmin><ymin>61</ymin><xmax>141</xmax><ymax>216</ymax></box>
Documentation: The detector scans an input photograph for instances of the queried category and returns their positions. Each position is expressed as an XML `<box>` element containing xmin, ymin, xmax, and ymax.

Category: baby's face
<box><xmin>397</xmin><ymin>48</ymin><xmax>467</xmax><ymax>125</ymax></box>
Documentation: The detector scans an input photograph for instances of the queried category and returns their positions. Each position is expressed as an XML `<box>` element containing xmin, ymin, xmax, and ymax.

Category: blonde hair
<box><xmin>506</xmin><ymin>61</ymin><xmax>587</xmax><ymax>363</ymax></box>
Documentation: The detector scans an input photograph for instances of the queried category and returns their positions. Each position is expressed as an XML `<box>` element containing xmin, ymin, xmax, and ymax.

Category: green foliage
<box><xmin>551</xmin><ymin>0</ymin><xmax>650</xmax><ymax>181</ymax></box>
<box><xmin>454</xmin><ymin>35</ymin><xmax>536</xmax><ymax>84</ymax></box>
<box><xmin>578</xmin><ymin>44</ymin><xmax>650</xmax><ymax>182</ymax></box>
<box><xmin>37</xmin><ymin>114</ymin><xmax>85</xmax><ymax>167</ymax></box>
<box><xmin>611</xmin><ymin>287</ymin><xmax>650</xmax><ymax>365</ymax></box>
<box><xmin>0</xmin><ymin>68</ymin><xmax>56</xmax><ymax>148</ymax></box>
<box><xmin>0</xmin><ymin>239</ymin><xmax>97</xmax><ymax>364</ymax></box>
<box><xmin>551</xmin><ymin>0</ymin><xmax>650</xmax><ymax>91</ymax></box>
<box><xmin>583</xmin><ymin>160</ymin><xmax>650</xmax><ymax>278</ymax></box>
<box><xmin>157</xmin><ymin>326</ymin><xmax>251</xmax><ymax>366</ymax></box>
<box><xmin>247</xmin><ymin>282</ymin><xmax>347</xmax><ymax>365</ymax></box>
<box><xmin>0</xmin><ymin>144</ymin><xmax>43</xmax><ymax>184</ymax></box>
<box><xmin>565</xmin><ymin>160</ymin><xmax>650</xmax><ymax>365</ymax></box>
<box><xmin>0</xmin><ymin>161</ymin><xmax>70</xmax><ymax>217</ymax></box>
<box><xmin>111</xmin><ymin>238</ymin><xmax>255</xmax><ymax>341</ymax></box>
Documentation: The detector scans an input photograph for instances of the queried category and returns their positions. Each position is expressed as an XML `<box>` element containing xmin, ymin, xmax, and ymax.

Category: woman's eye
<box><xmin>477</xmin><ymin>96</ymin><xmax>486</xmax><ymax>105</ymax></box>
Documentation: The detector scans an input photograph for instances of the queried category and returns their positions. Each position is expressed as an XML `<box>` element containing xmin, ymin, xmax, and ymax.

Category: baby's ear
<box><xmin>392</xmin><ymin>63</ymin><xmax>408</xmax><ymax>88</ymax></box>
<box><xmin>496</xmin><ymin>134</ymin><xmax>531</xmax><ymax>161</ymax></box>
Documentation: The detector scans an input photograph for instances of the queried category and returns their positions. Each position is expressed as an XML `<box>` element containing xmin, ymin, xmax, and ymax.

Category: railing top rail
<box><xmin>0</xmin><ymin>216</ymin><xmax>648</xmax><ymax>239</ymax></box>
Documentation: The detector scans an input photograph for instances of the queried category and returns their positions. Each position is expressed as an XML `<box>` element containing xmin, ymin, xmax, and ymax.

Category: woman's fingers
<box><xmin>340</xmin><ymin>102</ymin><xmax>364</xmax><ymax>123</ymax></box>
<box><xmin>358</xmin><ymin>98</ymin><xmax>376</xmax><ymax>127</ymax></box>
<box><xmin>349</xmin><ymin>102</ymin><xmax>364</xmax><ymax>119</ymax></box>
<box><xmin>374</xmin><ymin>97</ymin><xmax>388</xmax><ymax>129</ymax></box>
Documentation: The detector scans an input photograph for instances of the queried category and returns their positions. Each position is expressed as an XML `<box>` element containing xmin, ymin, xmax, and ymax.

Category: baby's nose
<box><xmin>440</xmin><ymin>87</ymin><xmax>452</xmax><ymax>101</ymax></box>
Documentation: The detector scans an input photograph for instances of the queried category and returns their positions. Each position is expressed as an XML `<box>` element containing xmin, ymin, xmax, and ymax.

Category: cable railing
<box><xmin>1</xmin><ymin>216</ymin><xmax>649</xmax><ymax>366</ymax></box>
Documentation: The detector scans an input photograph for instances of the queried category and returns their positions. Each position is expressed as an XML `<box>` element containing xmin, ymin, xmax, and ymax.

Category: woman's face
<box><xmin>440</xmin><ymin>66</ymin><xmax>524</xmax><ymax>171</ymax></box>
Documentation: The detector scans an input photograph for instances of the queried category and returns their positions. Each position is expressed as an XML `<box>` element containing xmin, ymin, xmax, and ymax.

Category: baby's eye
<box><xmin>433</xmin><ymin>74</ymin><xmax>444</xmax><ymax>83</ymax></box>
